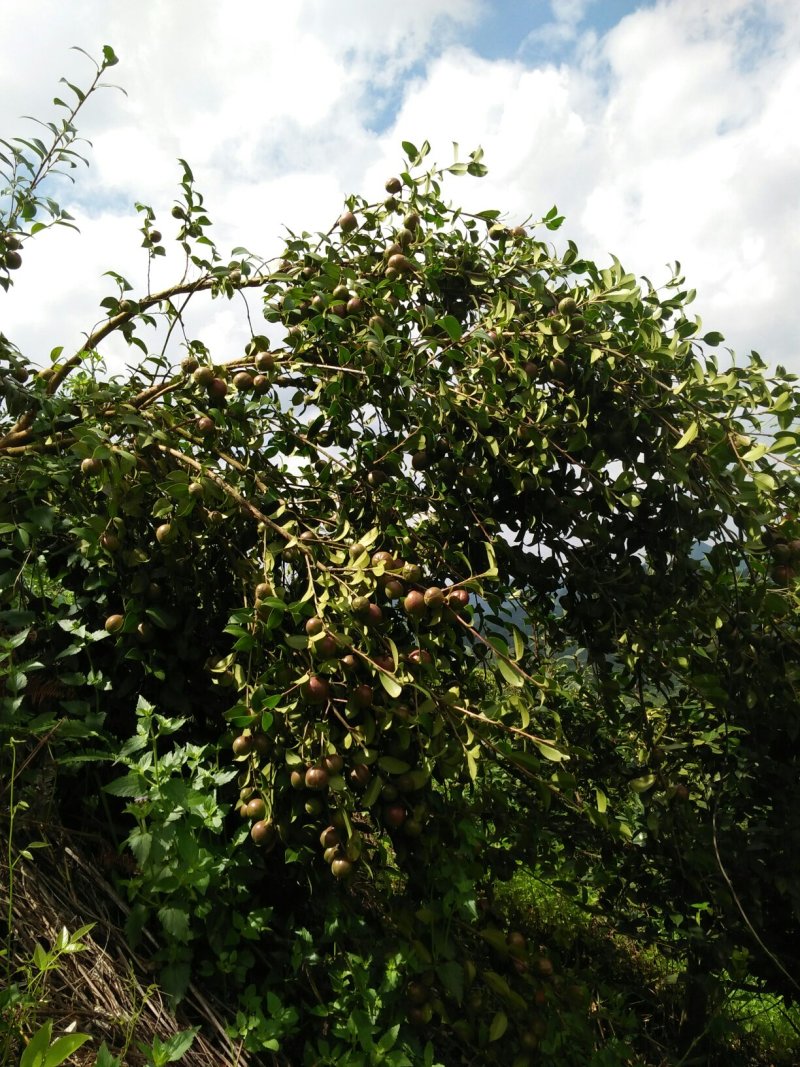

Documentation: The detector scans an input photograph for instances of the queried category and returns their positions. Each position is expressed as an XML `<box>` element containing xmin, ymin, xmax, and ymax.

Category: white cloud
<box><xmin>1</xmin><ymin>0</ymin><xmax>798</xmax><ymax>379</ymax></box>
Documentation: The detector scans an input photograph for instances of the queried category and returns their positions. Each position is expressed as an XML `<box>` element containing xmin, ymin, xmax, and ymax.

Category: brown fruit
<box><xmin>232</xmin><ymin>734</ymin><xmax>253</xmax><ymax>756</ymax></box>
<box><xmin>321</xmin><ymin>753</ymin><xmax>344</xmax><ymax>775</ymax></box>
<box><xmin>352</xmin><ymin>684</ymin><xmax>374</xmax><ymax>708</ymax></box>
<box><xmin>423</xmin><ymin>586</ymin><xmax>445</xmax><ymax>609</ymax></box>
<box><xmin>196</xmin><ymin>415</ymin><xmax>215</xmax><ymax>435</ymax></box>
<box><xmin>404</xmin><ymin>590</ymin><xmax>426</xmax><ymax>617</ymax></box>
<box><xmin>255</xmin><ymin>351</ymin><xmax>277</xmax><ymax>372</ymax></box>
<box><xmin>371</xmin><ymin>550</ymin><xmax>396</xmax><ymax>568</ymax></box>
<box><xmin>104</xmin><ymin>613</ymin><xmax>124</xmax><ymax>634</ymax></box>
<box><xmin>4</xmin><ymin>250</ymin><xmax>22</xmax><ymax>270</ymax></box>
<box><xmin>306</xmin><ymin>616</ymin><xmax>325</xmax><ymax>636</ymax></box>
<box><xmin>192</xmin><ymin>366</ymin><xmax>215</xmax><ymax>387</ymax></box>
<box><xmin>366</xmin><ymin>603</ymin><xmax>384</xmax><ymax>627</ymax></box>
<box><xmin>207</xmin><ymin>377</ymin><xmax>228</xmax><ymax>401</ymax></box>
<box><xmin>338</xmin><ymin>211</ymin><xmax>358</xmax><ymax>232</ymax></box>
<box><xmin>383</xmin><ymin>803</ymin><xmax>407</xmax><ymax>829</ymax></box>
<box><xmin>233</xmin><ymin>371</ymin><xmax>254</xmax><ymax>392</ymax></box>
<box><xmin>315</xmin><ymin>634</ymin><xmax>338</xmax><ymax>659</ymax></box>
<box><xmin>320</xmin><ymin>825</ymin><xmax>341</xmax><ymax>848</ymax></box>
<box><xmin>407</xmin><ymin>1003</ymin><xmax>433</xmax><ymax>1026</ymax></box>
<box><xmin>303</xmin><ymin>676</ymin><xmax>331</xmax><ymax>703</ymax></box>
<box><xmin>246</xmin><ymin>797</ymin><xmax>267</xmax><ymax>820</ymax></box>
<box><xmin>137</xmin><ymin>622</ymin><xmax>155</xmax><ymax>643</ymax></box>
<box><xmin>323</xmin><ymin>845</ymin><xmax>339</xmax><ymax>864</ymax></box>
<box><xmin>367</xmin><ymin>469</ymin><xmax>388</xmax><ymax>488</ymax></box>
<box><xmin>100</xmin><ymin>531</ymin><xmax>121</xmax><ymax>552</ymax></box>
<box><xmin>255</xmin><ymin>581</ymin><xmax>273</xmax><ymax>600</ymax></box>
<box><xmin>407</xmin><ymin>648</ymin><xmax>433</xmax><ymax>668</ymax></box>
<box><xmin>385</xmin><ymin>176</ymin><xmax>402</xmax><ymax>194</ymax></box>
<box><xmin>406</xmin><ymin>981</ymin><xmax>428</xmax><ymax>1005</ymax></box>
<box><xmin>447</xmin><ymin>588</ymin><xmax>470</xmax><ymax>609</ymax></box>
<box><xmin>346</xmin><ymin>296</ymin><xmax>364</xmax><ymax>315</ymax></box>
<box><xmin>532</xmin><ymin>955</ymin><xmax>554</xmax><ymax>978</ymax></box>
<box><xmin>305</xmin><ymin>766</ymin><xmax>329</xmax><ymax>790</ymax></box>
<box><xmin>507</xmin><ymin>930</ymin><xmax>527</xmax><ymax>952</ymax></box>
<box><xmin>387</xmin><ymin>253</ymin><xmax>412</xmax><ymax>273</ymax></box>
<box><xmin>402</xmin><ymin>562</ymin><xmax>423</xmax><ymax>584</ymax></box>
<box><xmin>349</xmin><ymin>764</ymin><xmax>371</xmax><ymax>789</ymax></box>
<box><xmin>250</xmin><ymin>819</ymin><xmax>277</xmax><ymax>848</ymax></box>
<box><xmin>383</xmin><ymin>578</ymin><xmax>405</xmax><ymax>600</ymax></box>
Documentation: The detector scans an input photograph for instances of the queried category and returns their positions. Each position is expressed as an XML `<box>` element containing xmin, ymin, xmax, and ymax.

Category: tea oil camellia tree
<box><xmin>2</xmin><ymin>50</ymin><xmax>800</xmax><ymax>1065</ymax></box>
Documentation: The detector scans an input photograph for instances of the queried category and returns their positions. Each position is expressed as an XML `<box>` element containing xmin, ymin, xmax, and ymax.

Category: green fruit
<box><xmin>322</xmin><ymin>753</ymin><xmax>343</xmax><ymax>775</ymax></box>
<box><xmin>489</xmin><ymin>223</ymin><xmax>507</xmax><ymax>241</ymax></box>
<box><xmin>557</xmin><ymin>296</ymin><xmax>578</xmax><ymax>315</ymax></box>
<box><xmin>80</xmin><ymin>457</ymin><xmax>103</xmax><ymax>477</ymax></box>
<box><xmin>232</xmin><ymin>734</ymin><xmax>253</xmax><ymax>756</ymax></box>
<box><xmin>155</xmin><ymin>523</ymin><xmax>175</xmax><ymax>545</ymax></box>
<box><xmin>423</xmin><ymin>586</ymin><xmax>445</xmax><ymax>609</ymax></box>
<box><xmin>5</xmin><ymin>250</ymin><xmax>22</xmax><ymax>270</ymax></box>
<box><xmin>331</xmin><ymin>856</ymin><xmax>354</xmax><ymax>878</ymax></box>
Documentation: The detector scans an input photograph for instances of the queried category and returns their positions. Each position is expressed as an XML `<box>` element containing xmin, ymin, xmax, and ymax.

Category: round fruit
<box><xmin>384</xmin><ymin>803</ymin><xmax>407</xmax><ymax>829</ymax></box>
<box><xmin>407</xmin><ymin>1003</ymin><xmax>433</xmax><ymax>1026</ymax></box>
<box><xmin>366</xmin><ymin>603</ymin><xmax>384</xmax><ymax>627</ymax></box>
<box><xmin>367</xmin><ymin>469</ymin><xmax>388</xmax><ymax>488</ymax></box>
<box><xmin>351</xmin><ymin>596</ymin><xmax>371</xmax><ymax>618</ymax></box>
<box><xmin>349</xmin><ymin>542</ymin><xmax>367</xmax><ymax>560</ymax></box>
<box><xmin>404</xmin><ymin>590</ymin><xmax>426</xmax><ymax>617</ymax></box>
<box><xmin>149</xmin><ymin>230</ymin><xmax>162</xmax><ymax>243</ymax></box>
<box><xmin>255</xmin><ymin>581</ymin><xmax>273</xmax><ymax>600</ymax></box>
<box><xmin>305</xmin><ymin>766</ymin><xmax>329</xmax><ymax>790</ymax></box>
<box><xmin>558</xmin><ymin>296</ymin><xmax>578</xmax><ymax>315</ymax></box>
<box><xmin>407</xmin><ymin>648</ymin><xmax>433</xmax><ymax>668</ymax></box>
<box><xmin>385</xmin><ymin>176</ymin><xmax>402</xmax><ymax>194</ymax></box>
<box><xmin>372</xmin><ymin>550</ymin><xmax>395</xmax><ymax>568</ymax></box>
<box><xmin>349</xmin><ymin>764</ymin><xmax>371</xmax><ymax>789</ymax></box>
<box><xmin>315</xmin><ymin>634</ymin><xmax>338</xmax><ymax>659</ymax></box>
<box><xmin>207</xmin><ymin>377</ymin><xmax>228</xmax><ymax>401</ymax></box>
<box><xmin>80</xmin><ymin>457</ymin><xmax>103</xmax><ymax>477</ymax></box>
<box><xmin>322</xmin><ymin>753</ymin><xmax>344</xmax><ymax>775</ymax></box>
<box><xmin>104</xmin><ymin>614</ymin><xmax>124</xmax><ymax>634</ymax></box>
<box><xmin>331</xmin><ymin>856</ymin><xmax>354</xmax><ymax>878</ymax></box>
<box><xmin>402</xmin><ymin>562</ymin><xmax>423</xmax><ymax>584</ymax></box>
<box><xmin>346</xmin><ymin>296</ymin><xmax>364</xmax><ymax>314</ymax></box>
<box><xmin>507</xmin><ymin>930</ymin><xmax>527</xmax><ymax>951</ymax></box>
<box><xmin>387</xmin><ymin>253</ymin><xmax>412</xmax><ymax>273</ymax></box>
<box><xmin>290</xmin><ymin>769</ymin><xmax>305</xmax><ymax>790</ymax></box>
<box><xmin>4</xmin><ymin>250</ymin><xmax>22</xmax><ymax>270</ymax></box>
<box><xmin>233</xmin><ymin>371</ymin><xmax>254</xmax><ymax>392</ymax></box>
<box><xmin>196</xmin><ymin>415</ymin><xmax>215</xmax><ymax>435</ymax></box>
<box><xmin>352</xmin><ymin>684</ymin><xmax>374</xmax><ymax>708</ymax></box>
<box><xmin>532</xmin><ymin>955</ymin><xmax>554</xmax><ymax>978</ymax></box>
<box><xmin>136</xmin><ymin>621</ymin><xmax>155</xmax><ymax>643</ymax></box>
<box><xmin>246</xmin><ymin>797</ymin><xmax>267</xmax><ymax>820</ymax></box>
<box><xmin>155</xmin><ymin>523</ymin><xmax>175</xmax><ymax>545</ymax></box>
<box><xmin>303</xmin><ymin>676</ymin><xmax>331</xmax><ymax>703</ymax></box>
<box><xmin>100</xmin><ymin>531</ymin><xmax>121</xmax><ymax>552</ymax></box>
<box><xmin>306</xmin><ymin>616</ymin><xmax>325</xmax><ymax>636</ymax></box>
<box><xmin>338</xmin><ymin>211</ymin><xmax>358</xmax><ymax>233</ymax></box>
<box><xmin>193</xmin><ymin>366</ymin><xmax>215</xmax><ymax>387</ymax></box>
<box><xmin>447</xmin><ymin>588</ymin><xmax>470</xmax><ymax>609</ymax></box>
<box><xmin>232</xmin><ymin>734</ymin><xmax>253</xmax><ymax>756</ymax></box>
<box><xmin>423</xmin><ymin>586</ymin><xmax>445</xmax><ymax>609</ymax></box>
<box><xmin>489</xmin><ymin>223</ymin><xmax>507</xmax><ymax>241</ymax></box>
<box><xmin>250</xmin><ymin>819</ymin><xmax>277</xmax><ymax>847</ymax></box>
<box><xmin>406</xmin><ymin>981</ymin><xmax>428</xmax><ymax>1005</ymax></box>
<box><xmin>320</xmin><ymin>825</ymin><xmax>341</xmax><ymax>848</ymax></box>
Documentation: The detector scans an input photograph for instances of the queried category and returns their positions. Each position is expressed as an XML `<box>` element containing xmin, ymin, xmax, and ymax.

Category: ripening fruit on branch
<box><xmin>404</xmin><ymin>590</ymin><xmax>426</xmax><ymax>618</ymax></box>
<box><xmin>338</xmin><ymin>211</ymin><xmax>358</xmax><ymax>233</ymax></box>
<box><xmin>80</xmin><ymin>457</ymin><xmax>103</xmax><ymax>477</ymax></box>
<box><xmin>305</xmin><ymin>766</ymin><xmax>329</xmax><ymax>791</ymax></box>
<box><xmin>104</xmin><ymin>613</ymin><xmax>124</xmax><ymax>634</ymax></box>
<box><xmin>232</xmin><ymin>734</ymin><xmax>253</xmax><ymax>756</ymax></box>
<box><xmin>385</xmin><ymin>176</ymin><xmax>402</xmax><ymax>194</ymax></box>
<box><xmin>303</xmin><ymin>675</ymin><xmax>331</xmax><ymax>703</ymax></box>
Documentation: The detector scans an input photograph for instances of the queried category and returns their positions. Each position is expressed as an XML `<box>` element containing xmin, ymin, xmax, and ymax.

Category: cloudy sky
<box><xmin>1</xmin><ymin>0</ymin><xmax>798</xmax><ymax>375</ymax></box>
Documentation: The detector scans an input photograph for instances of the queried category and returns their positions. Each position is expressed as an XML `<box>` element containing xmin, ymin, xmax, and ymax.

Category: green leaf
<box><xmin>104</xmin><ymin>772</ymin><xmax>146</xmax><ymax>797</ymax></box>
<box><xmin>158</xmin><ymin>907</ymin><xmax>190</xmax><ymax>942</ymax></box>
<box><xmin>42</xmin><ymin>1033</ymin><xmax>92</xmax><ymax>1067</ymax></box>
<box><xmin>159</xmin><ymin>1027</ymin><xmax>198</xmax><ymax>1062</ymax></box>
<box><xmin>496</xmin><ymin>657</ymin><xmax>524</xmax><ymax>688</ymax></box>
<box><xmin>489</xmin><ymin>1010</ymin><xmax>508</xmax><ymax>1041</ymax></box>
<box><xmin>21</xmin><ymin>1021</ymin><xmax>52</xmax><ymax>1067</ymax></box>
<box><xmin>437</xmin><ymin>315</ymin><xmax>462</xmax><ymax>341</ymax></box>
<box><xmin>535</xmin><ymin>741</ymin><xmax>568</xmax><ymax>762</ymax></box>
<box><xmin>674</xmin><ymin>421</ymin><xmax>699</xmax><ymax>450</ymax></box>
<box><xmin>379</xmin><ymin>672</ymin><xmax>403</xmax><ymax>698</ymax></box>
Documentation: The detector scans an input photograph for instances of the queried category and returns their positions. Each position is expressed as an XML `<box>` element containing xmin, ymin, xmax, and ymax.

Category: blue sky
<box><xmin>0</xmin><ymin>0</ymin><xmax>797</xmax><ymax>376</ymax></box>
